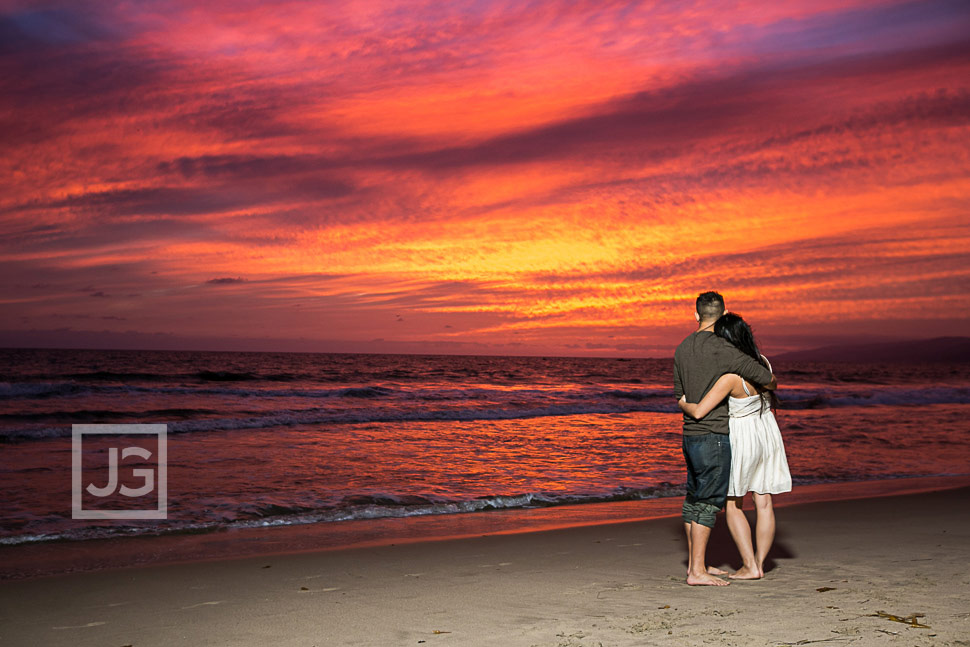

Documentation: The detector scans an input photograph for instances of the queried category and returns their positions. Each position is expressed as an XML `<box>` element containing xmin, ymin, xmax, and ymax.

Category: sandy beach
<box><xmin>2</xmin><ymin>482</ymin><xmax>969</xmax><ymax>647</ymax></box>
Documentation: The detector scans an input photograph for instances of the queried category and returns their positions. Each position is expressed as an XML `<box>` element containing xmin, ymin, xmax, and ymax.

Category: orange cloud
<box><xmin>1</xmin><ymin>0</ymin><xmax>969</xmax><ymax>355</ymax></box>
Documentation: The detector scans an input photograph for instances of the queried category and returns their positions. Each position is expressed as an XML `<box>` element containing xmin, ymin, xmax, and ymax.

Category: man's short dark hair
<box><xmin>696</xmin><ymin>291</ymin><xmax>725</xmax><ymax>321</ymax></box>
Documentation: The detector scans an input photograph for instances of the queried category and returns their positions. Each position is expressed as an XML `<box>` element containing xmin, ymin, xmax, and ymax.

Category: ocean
<box><xmin>1</xmin><ymin>348</ymin><xmax>969</xmax><ymax>552</ymax></box>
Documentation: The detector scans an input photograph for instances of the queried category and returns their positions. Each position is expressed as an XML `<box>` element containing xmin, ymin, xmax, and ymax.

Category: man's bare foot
<box><xmin>728</xmin><ymin>566</ymin><xmax>763</xmax><ymax>580</ymax></box>
<box><xmin>686</xmin><ymin>565</ymin><xmax>728</xmax><ymax>576</ymax></box>
<box><xmin>687</xmin><ymin>571</ymin><xmax>730</xmax><ymax>586</ymax></box>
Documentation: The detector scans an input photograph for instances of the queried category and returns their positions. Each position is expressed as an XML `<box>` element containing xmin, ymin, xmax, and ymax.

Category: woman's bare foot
<box><xmin>728</xmin><ymin>565</ymin><xmax>763</xmax><ymax>580</ymax></box>
<box><xmin>687</xmin><ymin>571</ymin><xmax>730</xmax><ymax>586</ymax></box>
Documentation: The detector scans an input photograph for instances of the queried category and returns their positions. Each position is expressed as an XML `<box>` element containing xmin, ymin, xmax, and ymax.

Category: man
<box><xmin>673</xmin><ymin>291</ymin><xmax>776</xmax><ymax>586</ymax></box>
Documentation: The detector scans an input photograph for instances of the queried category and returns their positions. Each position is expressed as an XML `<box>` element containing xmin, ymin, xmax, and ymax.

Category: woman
<box><xmin>678</xmin><ymin>313</ymin><xmax>792</xmax><ymax>579</ymax></box>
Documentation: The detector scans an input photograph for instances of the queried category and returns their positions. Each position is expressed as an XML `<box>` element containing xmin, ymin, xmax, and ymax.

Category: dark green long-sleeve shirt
<box><xmin>673</xmin><ymin>331</ymin><xmax>774</xmax><ymax>436</ymax></box>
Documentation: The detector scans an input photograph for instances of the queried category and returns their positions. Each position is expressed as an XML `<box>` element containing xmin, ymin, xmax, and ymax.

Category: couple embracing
<box><xmin>673</xmin><ymin>291</ymin><xmax>792</xmax><ymax>586</ymax></box>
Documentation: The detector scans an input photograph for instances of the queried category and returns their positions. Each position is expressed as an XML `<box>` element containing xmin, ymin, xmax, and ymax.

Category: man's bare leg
<box><xmin>752</xmin><ymin>493</ymin><xmax>775</xmax><ymax>573</ymax></box>
<box><xmin>687</xmin><ymin>522</ymin><xmax>729</xmax><ymax>586</ymax></box>
<box><xmin>725</xmin><ymin>497</ymin><xmax>762</xmax><ymax>579</ymax></box>
<box><xmin>684</xmin><ymin>522</ymin><xmax>692</xmax><ymax>573</ymax></box>
<box><xmin>685</xmin><ymin>521</ymin><xmax>728</xmax><ymax>576</ymax></box>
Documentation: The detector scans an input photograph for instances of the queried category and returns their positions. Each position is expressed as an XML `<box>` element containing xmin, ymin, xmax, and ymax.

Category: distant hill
<box><xmin>773</xmin><ymin>337</ymin><xmax>970</xmax><ymax>363</ymax></box>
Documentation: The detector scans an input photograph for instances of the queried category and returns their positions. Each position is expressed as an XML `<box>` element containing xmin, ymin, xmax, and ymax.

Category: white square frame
<box><xmin>72</xmin><ymin>424</ymin><xmax>168</xmax><ymax>520</ymax></box>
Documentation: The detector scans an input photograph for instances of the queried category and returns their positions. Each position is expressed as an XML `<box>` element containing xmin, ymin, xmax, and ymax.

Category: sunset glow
<box><xmin>2</xmin><ymin>0</ymin><xmax>969</xmax><ymax>355</ymax></box>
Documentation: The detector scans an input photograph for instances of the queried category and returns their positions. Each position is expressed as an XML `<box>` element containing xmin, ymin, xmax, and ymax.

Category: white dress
<box><xmin>727</xmin><ymin>373</ymin><xmax>792</xmax><ymax>497</ymax></box>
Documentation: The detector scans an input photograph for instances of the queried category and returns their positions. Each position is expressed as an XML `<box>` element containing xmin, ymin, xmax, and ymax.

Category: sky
<box><xmin>1</xmin><ymin>0</ymin><xmax>968</xmax><ymax>357</ymax></box>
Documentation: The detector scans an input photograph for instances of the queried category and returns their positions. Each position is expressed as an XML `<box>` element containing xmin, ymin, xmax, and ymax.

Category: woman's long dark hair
<box><xmin>714</xmin><ymin>313</ymin><xmax>779</xmax><ymax>413</ymax></box>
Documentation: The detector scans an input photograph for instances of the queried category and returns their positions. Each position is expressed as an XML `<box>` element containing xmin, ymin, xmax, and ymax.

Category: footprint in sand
<box><xmin>285</xmin><ymin>573</ymin><xmax>329</xmax><ymax>581</ymax></box>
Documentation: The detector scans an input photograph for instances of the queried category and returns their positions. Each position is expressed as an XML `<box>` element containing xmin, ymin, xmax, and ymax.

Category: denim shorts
<box><xmin>682</xmin><ymin>433</ymin><xmax>731</xmax><ymax>528</ymax></box>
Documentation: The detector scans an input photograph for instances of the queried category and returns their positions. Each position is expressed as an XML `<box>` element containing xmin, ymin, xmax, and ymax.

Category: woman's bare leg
<box><xmin>725</xmin><ymin>496</ymin><xmax>762</xmax><ymax>579</ymax></box>
<box><xmin>752</xmin><ymin>493</ymin><xmax>775</xmax><ymax>573</ymax></box>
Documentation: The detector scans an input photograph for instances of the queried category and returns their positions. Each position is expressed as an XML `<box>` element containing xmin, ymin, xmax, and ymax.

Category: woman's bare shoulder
<box><xmin>732</xmin><ymin>374</ymin><xmax>755</xmax><ymax>398</ymax></box>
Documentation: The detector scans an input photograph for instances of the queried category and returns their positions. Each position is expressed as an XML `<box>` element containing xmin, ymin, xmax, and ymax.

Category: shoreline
<box><xmin>3</xmin><ymin>473</ymin><xmax>969</xmax><ymax>581</ymax></box>
<box><xmin>1</xmin><ymin>482</ymin><xmax>968</xmax><ymax>646</ymax></box>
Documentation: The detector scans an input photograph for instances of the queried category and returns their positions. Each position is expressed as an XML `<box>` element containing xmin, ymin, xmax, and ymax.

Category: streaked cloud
<box><xmin>1</xmin><ymin>0</ymin><xmax>968</xmax><ymax>355</ymax></box>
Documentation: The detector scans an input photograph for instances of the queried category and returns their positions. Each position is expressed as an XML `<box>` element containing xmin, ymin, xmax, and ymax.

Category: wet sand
<box><xmin>2</xmin><ymin>483</ymin><xmax>969</xmax><ymax>646</ymax></box>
